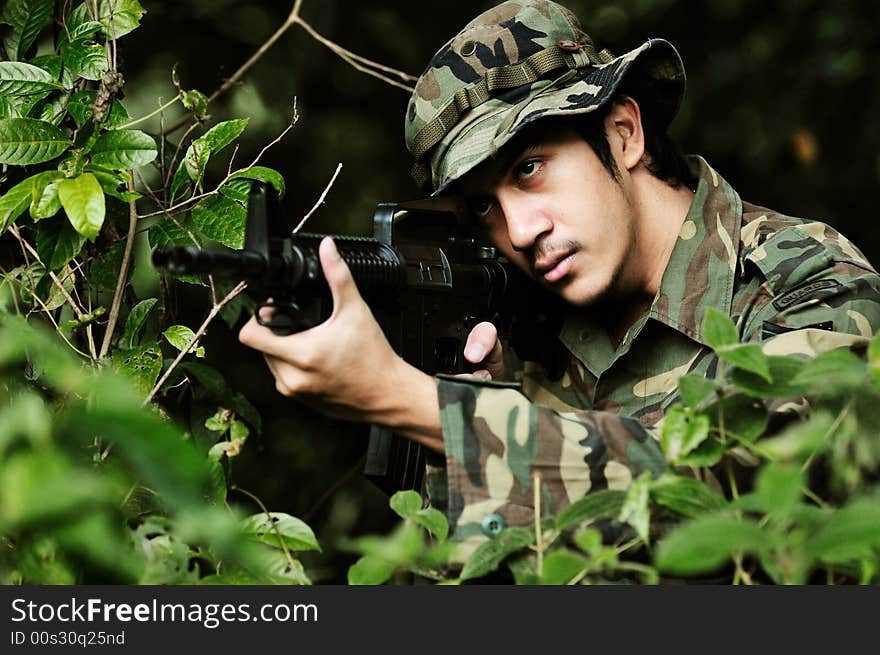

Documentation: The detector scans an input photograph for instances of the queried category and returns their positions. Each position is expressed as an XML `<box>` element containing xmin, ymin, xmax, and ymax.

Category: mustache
<box><xmin>530</xmin><ymin>239</ymin><xmax>581</xmax><ymax>265</ymax></box>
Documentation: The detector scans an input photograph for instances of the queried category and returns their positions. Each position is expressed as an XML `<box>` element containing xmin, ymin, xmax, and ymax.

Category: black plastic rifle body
<box><xmin>152</xmin><ymin>184</ymin><xmax>514</xmax><ymax>495</ymax></box>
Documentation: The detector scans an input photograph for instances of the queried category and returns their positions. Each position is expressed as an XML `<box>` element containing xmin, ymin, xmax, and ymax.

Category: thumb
<box><xmin>319</xmin><ymin>236</ymin><xmax>361</xmax><ymax>313</ymax></box>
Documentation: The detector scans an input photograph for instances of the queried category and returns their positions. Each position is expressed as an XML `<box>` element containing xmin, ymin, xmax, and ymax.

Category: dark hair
<box><xmin>576</xmin><ymin>84</ymin><xmax>695</xmax><ymax>190</ymax></box>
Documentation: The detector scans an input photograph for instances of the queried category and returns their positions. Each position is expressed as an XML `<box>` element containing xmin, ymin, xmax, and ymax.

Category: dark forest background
<box><xmin>113</xmin><ymin>0</ymin><xmax>880</xmax><ymax>582</ymax></box>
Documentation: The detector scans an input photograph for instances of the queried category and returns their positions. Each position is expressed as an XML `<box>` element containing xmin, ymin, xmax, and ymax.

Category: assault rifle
<box><xmin>152</xmin><ymin>183</ymin><xmax>535</xmax><ymax>495</ymax></box>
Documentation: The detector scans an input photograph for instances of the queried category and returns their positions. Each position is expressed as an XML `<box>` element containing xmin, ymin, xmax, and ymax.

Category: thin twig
<box><xmin>293</xmin><ymin>163</ymin><xmax>342</xmax><ymax>233</ymax></box>
<box><xmin>8</xmin><ymin>225</ymin><xmax>89</xmax><ymax>323</ymax></box>
<box><xmin>99</xmin><ymin>180</ymin><xmax>139</xmax><ymax>359</ymax></box>
<box><xmin>534</xmin><ymin>472</ymin><xmax>543</xmax><ymax>579</ymax></box>
<box><xmin>143</xmin><ymin>281</ymin><xmax>247</xmax><ymax>405</ymax></box>
<box><xmin>296</xmin><ymin>18</ymin><xmax>416</xmax><ymax>92</ymax></box>
<box><xmin>140</xmin><ymin>118</ymin><xmax>299</xmax><ymax>221</ymax></box>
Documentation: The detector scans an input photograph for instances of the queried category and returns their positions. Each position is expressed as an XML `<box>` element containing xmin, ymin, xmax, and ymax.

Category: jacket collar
<box><xmin>649</xmin><ymin>156</ymin><xmax>743</xmax><ymax>346</ymax></box>
<box><xmin>559</xmin><ymin>156</ymin><xmax>743</xmax><ymax>375</ymax></box>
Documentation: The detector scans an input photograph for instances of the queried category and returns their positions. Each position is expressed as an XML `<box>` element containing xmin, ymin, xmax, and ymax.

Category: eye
<box><xmin>468</xmin><ymin>197</ymin><xmax>495</xmax><ymax>219</ymax></box>
<box><xmin>515</xmin><ymin>158</ymin><xmax>542</xmax><ymax>181</ymax></box>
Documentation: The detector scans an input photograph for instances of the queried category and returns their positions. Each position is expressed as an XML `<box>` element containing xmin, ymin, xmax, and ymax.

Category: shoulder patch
<box><xmin>761</xmin><ymin>320</ymin><xmax>833</xmax><ymax>341</ymax></box>
<box><xmin>772</xmin><ymin>279</ymin><xmax>842</xmax><ymax>311</ymax></box>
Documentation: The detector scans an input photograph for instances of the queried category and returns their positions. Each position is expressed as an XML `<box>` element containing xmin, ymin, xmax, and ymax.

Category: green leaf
<box><xmin>123</xmin><ymin>298</ymin><xmax>158</xmax><ymax>348</ymax></box>
<box><xmin>86</xmin><ymin>166</ymin><xmax>139</xmax><ymax>202</ymax></box>
<box><xmin>540</xmin><ymin>549</ymin><xmax>588</xmax><ymax>585</ymax></box>
<box><xmin>460</xmin><ymin>527</ymin><xmax>533</xmax><ymax>580</ymax></box>
<box><xmin>29</xmin><ymin>54</ymin><xmax>76</xmax><ymax>90</ymax></box>
<box><xmin>677</xmin><ymin>373</ymin><xmax>717</xmax><ymax>408</ymax></box>
<box><xmin>717</xmin><ymin>343</ymin><xmax>772</xmax><ymax>382</ymax></box>
<box><xmin>229</xmin><ymin>166</ymin><xmax>286</xmax><ymax>198</ymax></box>
<box><xmin>2</xmin><ymin>0</ymin><xmax>54</xmax><ymax>61</ymax></box>
<box><xmin>348</xmin><ymin>555</ymin><xmax>396</xmax><ymax>585</ymax></box>
<box><xmin>59</xmin><ymin>173</ymin><xmax>105</xmax><ymax>240</ymax></box>
<box><xmin>163</xmin><ymin>325</ymin><xmax>201</xmax><ymax>356</ymax></box>
<box><xmin>96</xmin><ymin>0</ymin><xmax>147</xmax><ymax>39</ymax></box>
<box><xmin>218</xmin><ymin>179</ymin><xmax>251</xmax><ymax>204</ymax></box>
<box><xmin>0</xmin><ymin>62</ymin><xmax>62</xmax><ymax>96</ymax></box>
<box><xmin>60</xmin><ymin>41</ymin><xmax>109</xmax><ymax>81</ymax></box>
<box><xmin>661</xmin><ymin>405</ymin><xmax>710</xmax><ymax>463</ymax></box>
<box><xmin>574</xmin><ymin>528</ymin><xmax>603</xmax><ymax>555</ymax></box>
<box><xmin>200</xmin><ymin>118</ymin><xmax>249</xmax><ymax>153</ymax></box>
<box><xmin>754</xmin><ymin>463</ymin><xmax>804</xmax><ymax>523</ymax></box>
<box><xmin>241</xmin><ymin>512</ymin><xmax>321</xmax><ymax>553</ymax></box>
<box><xmin>230</xmin><ymin>419</ymin><xmax>248</xmax><ymax>440</ymax></box>
<box><xmin>0</xmin><ymin>176</ymin><xmax>38</xmax><ymax>232</ymax></box>
<box><xmin>412</xmin><ymin>508</ymin><xmax>449</xmax><ymax>541</ymax></box>
<box><xmin>0</xmin><ymin>118</ymin><xmax>70</xmax><ymax>164</ymax></box>
<box><xmin>790</xmin><ymin>348</ymin><xmax>867</xmax><ymax>395</ymax></box>
<box><xmin>0</xmin><ymin>95</ymin><xmax>18</xmax><ymax>119</ymax></box>
<box><xmin>180</xmin><ymin>88</ymin><xmax>208</xmax><ymax>119</ymax></box>
<box><xmin>618</xmin><ymin>471</ymin><xmax>652</xmax><ymax>542</ymax></box>
<box><xmin>180</xmin><ymin>362</ymin><xmax>226</xmax><ymax>399</ymax></box>
<box><xmin>759</xmin><ymin>411</ymin><xmax>833</xmax><ymax>462</ymax></box>
<box><xmin>869</xmin><ymin>331</ymin><xmax>880</xmax><ymax>390</ymax></box>
<box><xmin>650</xmin><ymin>474</ymin><xmax>728</xmax><ymax>518</ymax></box>
<box><xmin>243</xmin><ymin>543</ymin><xmax>311</xmax><ymax>585</ymax></box>
<box><xmin>345</xmin><ymin>522</ymin><xmax>424</xmax><ymax>567</ymax></box>
<box><xmin>704</xmin><ymin>393</ymin><xmax>768</xmax><ymax>443</ymax></box>
<box><xmin>389</xmin><ymin>490</ymin><xmax>422</xmax><ymax>519</ymax></box>
<box><xmin>30</xmin><ymin>172</ymin><xmax>63</xmax><ymax>220</ymax></box>
<box><xmin>703</xmin><ymin>307</ymin><xmax>739</xmax><ymax>349</ymax></box>
<box><xmin>655</xmin><ymin>515</ymin><xmax>769</xmax><ymax>575</ymax></box>
<box><xmin>676</xmin><ymin>435</ymin><xmax>725</xmax><ymax>467</ymax></box>
<box><xmin>191</xmin><ymin>194</ymin><xmax>247</xmax><ymax>249</ymax></box>
<box><xmin>460</xmin><ymin>528</ymin><xmax>534</xmax><ymax>580</ymax></box>
<box><xmin>804</xmin><ymin>495</ymin><xmax>880</xmax><ymax>564</ymax></box>
<box><xmin>91</xmin><ymin>129</ymin><xmax>157</xmax><ymax>169</ymax></box>
<box><xmin>169</xmin><ymin>160</ymin><xmax>192</xmax><ymax>201</ymax></box>
<box><xmin>61</xmin><ymin>20</ymin><xmax>103</xmax><ymax>45</ymax></box>
<box><xmin>0</xmin><ymin>390</ymin><xmax>52</xmax><ymax>455</ymax></box>
<box><xmin>730</xmin><ymin>355</ymin><xmax>808</xmax><ymax>398</ymax></box>
<box><xmin>111</xmin><ymin>341</ymin><xmax>162</xmax><ymax>396</ymax></box>
<box><xmin>35</xmin><ymin>218</ymin><xmax>86</xmax><ymax>270</ymax></box>
<box><xmin>182</xmin><ymin>138</ymin><xmax>211</xmax><ymax>186</ymax></box>
<box><xmin>556</xmin><ymin>489</ymin><xmax>627</xmax><ymax>530</ymax></box>
<box><xmin>0</xmin><ymin>449</ymin><xmax>118</xmax><ymax>531</ymax></box>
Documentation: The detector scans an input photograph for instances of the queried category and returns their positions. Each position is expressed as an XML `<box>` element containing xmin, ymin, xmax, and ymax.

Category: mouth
<box><xmin>535</xmin><ymin>251</ymin><xmax>576</xmax><ymax>283</ymax></box>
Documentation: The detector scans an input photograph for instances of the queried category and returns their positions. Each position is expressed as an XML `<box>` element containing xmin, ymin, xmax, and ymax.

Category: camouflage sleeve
<box><xmin>739</xmin><ymin>223</ymin><xmax>880</xmax><ymax>351</ymax></box>
<box><xmin>736</xmin><ymin>223</ymin><xmax>880</xmax><ymax>422</ymax></box>
<box><xmin>433</xmin><ymin>375</ymin><xmax>667</xmax><ymax>546</ymax></box>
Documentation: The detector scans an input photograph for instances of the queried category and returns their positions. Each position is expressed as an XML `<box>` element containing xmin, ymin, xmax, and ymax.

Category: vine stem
<box><xmin>99</xmin><ymin>180</ymin><xmax>138</xmax><ymax>359</ymax></box>
<box><xmin>231</xmin><ymin>485</ymin><xmax>298</xmax><ymax>574</ymax></box>
<box><xmin>114</xmin><ymin>95</ymin><xmax>180</xmax><ymax>131</ymax></box>
<box><xmin>143</xmin><ymin>281</ymin><xmax>247</xmax><ymax>405</ymax></box>
<box><xmin>533</xmin><ymin>472</ymin><xmax>543</xmax><ymax>579</ymax></box>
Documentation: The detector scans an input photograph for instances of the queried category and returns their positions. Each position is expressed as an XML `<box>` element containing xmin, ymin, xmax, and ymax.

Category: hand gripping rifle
<box><xmin>151</xmin><ymin>183</ymin><xmax>517</xmax><ymax>495</ymax></box>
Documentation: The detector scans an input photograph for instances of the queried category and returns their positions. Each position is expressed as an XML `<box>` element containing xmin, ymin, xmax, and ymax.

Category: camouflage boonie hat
<box><xmin>405</xmin><ymin>0</ymin><xmax>686</xmax><ymax>194</ymax></box>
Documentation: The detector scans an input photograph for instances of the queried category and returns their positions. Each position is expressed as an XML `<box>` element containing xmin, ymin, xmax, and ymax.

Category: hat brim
<box><xmin>430</xmin><ymin>38</ymin><xmax>685</xmax><ymax>195</ymax></box>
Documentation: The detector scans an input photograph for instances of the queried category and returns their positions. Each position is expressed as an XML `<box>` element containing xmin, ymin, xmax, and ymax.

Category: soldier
<box><xmin>239</xmin><ymin>0</ymin><xmax>880</xmax><ymax>550</ymax></box>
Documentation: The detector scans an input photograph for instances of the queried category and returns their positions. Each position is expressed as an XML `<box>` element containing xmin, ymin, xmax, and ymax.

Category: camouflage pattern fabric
<box><xmin>405</xmin><ymin>0</ymin><xmax>684</xmax><ymax>194</ymax></box>
<box><xmin>431</xmin><ymin>156</ymin><xmax>880</xmax><ymax>557</ymax></box>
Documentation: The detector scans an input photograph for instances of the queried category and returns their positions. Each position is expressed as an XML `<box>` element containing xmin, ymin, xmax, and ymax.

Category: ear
<box><xmin>606</xmin><ymin>96</ymin><xmax>645</xmax><ymax>172</ymax></box>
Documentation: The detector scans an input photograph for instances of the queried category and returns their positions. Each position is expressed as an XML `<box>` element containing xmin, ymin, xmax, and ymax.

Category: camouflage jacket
<box><xmin>429</xmin><ymin>156</ymin><xmax>880</xmax><ymax>551</ymax></box>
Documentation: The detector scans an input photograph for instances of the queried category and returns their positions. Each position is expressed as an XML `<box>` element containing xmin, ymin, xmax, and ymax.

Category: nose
<box><xmin>497</xmin><ymin>191</ymin><xmax>552</xmax><ymax>252</ymax></box>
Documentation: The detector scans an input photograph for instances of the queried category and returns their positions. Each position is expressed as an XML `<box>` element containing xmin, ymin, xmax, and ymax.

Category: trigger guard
<box><xmin>256</xmin><ymin>301</ymin><xmax>302</xmax><ymax>336</ymax></box>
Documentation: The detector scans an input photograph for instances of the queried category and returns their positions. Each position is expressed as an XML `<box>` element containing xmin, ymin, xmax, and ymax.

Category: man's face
<box><xmin>459</xmin><ymin>124</ymin><xmax>638</xmax><ymax>307</ymax></box>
